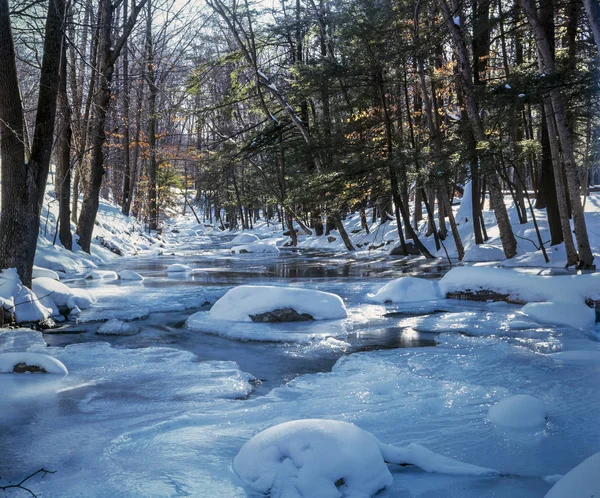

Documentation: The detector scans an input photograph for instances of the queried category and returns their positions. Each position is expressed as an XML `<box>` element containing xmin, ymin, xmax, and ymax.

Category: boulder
<box><xmin>249</xmin><ymin>308</ymin><xmax>315</xmax><ymax>323</ymax></box>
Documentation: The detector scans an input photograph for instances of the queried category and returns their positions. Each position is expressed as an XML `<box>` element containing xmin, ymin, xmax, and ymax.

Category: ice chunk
<box><xmin>0</xmin><ymin>352</ymin><xmax>68</xmax><ymax>375</ymax></box>
<box><xmin>487</xmin><ymin>395</ymin><xmax>546</xmax><ymax>428</ymax></box>
<box><xmin>368</xmin><ymin>277</ymin><xmax>443</xmax><ymax>304</ymax></box>
<box><xmin>209</xmin><ymin>285</ymin><xmax>347</xmax><ymax>321</ymax></box>
<box><xmin>97</xmin><ymin>319</ymin><xmax>139</xmax><ymax>336</ymax></box>
<box><xmin>85</xmin><ymin>270</ymin><xmax>118</xmax><ymax>280</ymax></box>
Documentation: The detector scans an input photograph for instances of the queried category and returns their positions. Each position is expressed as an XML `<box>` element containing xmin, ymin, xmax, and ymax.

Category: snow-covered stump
<box><xmin>233</xmin><ymin>420</ymin><xmax>497</xmax><ymax>498</ymax></box>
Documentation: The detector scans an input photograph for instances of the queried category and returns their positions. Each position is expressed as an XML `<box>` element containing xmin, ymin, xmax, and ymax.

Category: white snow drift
<box><xmin>233</xmin><ymin>419</ymin><xmax>497</xmax><ymax>498</ymax></box>
<box><xmin>231</xmin><ymin>233</ymin><xmax>260</xmax><ymax>245</ymax></box>
<box><xmin>209</xmin><ymin>285</ymin><xmax>347</xmax><ymax>322</ymax></box>
<box><xmin>544</xmin><ymin>451</ymin><xmax>600</xmax><ymax>498</ymax></box>
<box><xmin>231</xmin><ymin>242</ymin><xmax>280</xmax><ymax>254</ymax></box>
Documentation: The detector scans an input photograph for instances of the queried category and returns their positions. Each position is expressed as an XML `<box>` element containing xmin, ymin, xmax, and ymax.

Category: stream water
<box><xmin>2</xmin><ymin>234</ymin><xmax>599</xmax><ymax>497</ymax></box>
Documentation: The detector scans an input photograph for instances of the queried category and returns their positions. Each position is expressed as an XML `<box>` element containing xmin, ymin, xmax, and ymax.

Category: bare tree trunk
<box><xmin>146</xmin><ymin>0</ymin><xmax>158</xmax><ymax>231</ymax></box>
<box><xmin>0</xmin><ymin>0</ymin><xmax>65</xmax><ymax>285</ymax></box>
<box><xmin>583</xmin><ymin>0</ymin><xmax>600</xmax><ymax>55</ymax></box>
<box><xmin>57</xmin><ymin>33</ymin><xmax>73</xmax><ymax>250</ymax></box>
<box><xmin>520</xmin><ymin>0</ymin><xmax>595</xmax><ymax>268</ymax></box>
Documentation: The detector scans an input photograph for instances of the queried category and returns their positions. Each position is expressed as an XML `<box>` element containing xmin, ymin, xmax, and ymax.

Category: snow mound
<box><xmin>32</xmin><ymin>266</ymin><xmax>60</xmax><ymax>280</ymax></box>
<box><xmin>463</xmin><ymin>244</ymin><xmax>506</xmax><ymax>263</ymax></box>
<box><xmin>97</xmin><ymin>319</ymin><xmax>139</xmax><ymax>336</ymax></box>
<box><xmin>32</xmin><ymin>278</ymin><xmax>93</xmax><ymax>313</ymax></box>
<box><xmin>487</xmin><ymin>395</ymin><xmax>547</xmax><ymax>428</ymax></box>
<box><xmin>368</xmin><ymin>277</ymin><xmax>443</xmax><ymax>304</ymax></box>
<box><xmin>85</xmin><ymin>270</ymin><xmax>118</xmax><ymax>280</ymax></box>
<box><xmin>0</xmin><ymin>352</ymin><xmax>68</xmax><ymax>375</ymax></box>
<box><xmin>231</xmin><ymin>233</ymin><xmax>260</xmax><ymax>244</ymax></box>
<box><xmin>233</xmin><ymin>419</ymin><xmax>498</xmax><ymax>498</ymax></box>
<box><xmin>209</xmin><ymin>285</ymin><xmax>347</xmax><ymax>322</ymax></box>
<box><xmin>0</xmin><ymin>268</ymin><xmax>52</xmax><ymax>323</ymax></box>
<box><xmin>166</xmin><ymin>264</ymin><xmax>193</xmax><ymax>273</ymax></box>
<box><xmin>233</xmin><ymin>419</ymin><xmax>394</xmax><ymax>498</ymax></box>
<box><xmin>521</xmin><ymin>301</ymin><xmax>595</xmax><ymax>329</ymax></box>
<box><xmin>231</xmin><ymin>242</ymin><xmax>280</xmax><ymax>254</ymax></box>
<box><xmin>118</xmin><ymin>270</ymin><xmax>144</xmax><ymax>281</ymax></box>
<box><xmin>544</xmin><ymin>451</ymin><xmax>600</xmax><ymax>498</ymax></box>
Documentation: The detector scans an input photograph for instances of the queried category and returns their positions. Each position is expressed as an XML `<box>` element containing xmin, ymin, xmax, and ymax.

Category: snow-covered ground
<box><xmin>1</xmin><ymin>187</ymin><xmax>600</xmax><ymax>497</ymax></box>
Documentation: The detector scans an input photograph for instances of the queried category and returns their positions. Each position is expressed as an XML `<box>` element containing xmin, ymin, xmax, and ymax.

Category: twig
<box><xmin>0</xmin><ymin>468</ymin><xmax>56</xmax><ymax>497</ymax></box>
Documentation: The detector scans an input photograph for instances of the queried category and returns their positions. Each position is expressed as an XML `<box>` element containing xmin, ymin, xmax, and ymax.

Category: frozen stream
<box><xmin>1</xmin><ymin>234</ymin><xmax>600</xmax><ymax>497</ymax></box>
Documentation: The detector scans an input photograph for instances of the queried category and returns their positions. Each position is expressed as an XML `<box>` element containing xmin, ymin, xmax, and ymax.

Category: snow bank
<box><xmin>544</xmin><ymin>451</ymin><xmax>600</xmax><ymax>498</ymax></box>
<box><xmin>231</xmin><ymin>242</ymin><xmax>280</xmax><ymax>254</ymax></box>
<box><xmin>233</xmin><ymin>419</ymin><xmax>393</xmax><ymax>498</ymax></box>
<box><xmin>97</xmin><ymin>319</ymin><xmax>139</xmax><ymax>336</ymax></box>
<box><xmin>118</xmin><ymin>270</ymin><xmax>144</xmax><ymax>281</ymax></box>
<box><xmin>231</xmin><ymin>233</ymin><xmax>260</xmax><ymax>244</ymax></box>
<box><xmin>0</xmin><ymin>352</ymin><xmax>68</xmax><ymax>375</ymax></box>
<box><xmin>0</xmin><ymin>268</ymin><xmax>51</xmax><ymax>323</ymax></box>
<box><xmin>440</xmin><ymin>267</ymin><xmax>600</xmax><ymax>303</ymax></box>
<box><xmin>462</xmin><ymin>244</ymin><xmax>505</xmax><ymax>263</ymax></box>
<box><xmin>368</xmin><ymin>277</ymin><xmax>443</xmax><ymax>304</ymax></box>
<box><xmin>209</xmin><ymin>285</ymin><xmax>347</xmax><ymax>322</ymax></box>
<box><xmin>487</xmin><ymin>395</ymin><xmax>547</xmax><ymax>429</ymax></box>
<box><xmin>521</xmin><ymin>301</ymin><xmax>596</xmax><ymax>329</ymax></box>
<box><xmin>166</xmin><ymin>264</ymin><xmax>192</xmax><ymax>273</ymax></box>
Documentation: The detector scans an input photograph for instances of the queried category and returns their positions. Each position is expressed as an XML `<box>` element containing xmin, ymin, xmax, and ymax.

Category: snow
<box><xmin>368</xmin><ymin>277</ymin><xmax>443</xmax><ymax>303</ymax></box>
<box><xmin>85</xmin><ymin>270</ymin><xmax>118</xmax><ymax>280</ymax></box>
<box><xmin>453</xmin><ymin>15</ymin><xmax>460</xmax><ymax>26</ymax></box>
<box><xmin>97</xmin><ymin>319</ymin><xmax>139</xmax><ymax>336</ymax></box>
<box><xmin>231</xmin><ymin>232</ymin><xmax>260</xmax><ymax>244</ymax></box>
<box><xmin>462</xmin><ymin>244</ymin><xmax>506</xmax><ymax>262</ymax></box>
<box><xmin>233</xmin><ymin>419</ymin><xmax>496</xmax><ymax>498</ymax></box>
<box><xmin>32</xmin><ymin>266</ymin><xmax>60</xmax><ymax>280</ymax></box>
<box><xmin>487</xmin><ymin>395</ymin><xmax>547</xmax><ymax>429</ymax></box>
<box><xmin>521</xmin><ymin>301</ymin><xmax>596</xmax><ymax>329</ymax></box>
<box><xmin>0</xmin><ymin>352</ymin><xmax>68</xmax><ymax>375</ymax></box>
<box><xmin>544</xmin><ymin>452</ymin><xmax>600</xmax><ymax>498</ymax></box>
<box><xmin>0</xmin><ymin>268</ymin><xmax>51</xmax><ymax>323</ymax></box>
<box><xmin>166</xmin><ymin>263</ymin><xmax>193</xmax><ymax>273</ymax></box>
<box><xmin>208</xmin><ymin>285</ymin><xmax>348</xmax><ymax>322</ymax></box>
<box><xmin>505</xmin><ymin>83</ymin><xmax>512</xmax><ymax>89</ymax></box>
<box><xmin>232</xmin><ymin>242</ymin><xmax>280</xmax><ymax>254</ymax></box>
<box><xmin>118</xmin><ymin>270</ymin><xmax>144</xmax><ymax>281</ymax></box>
<box><xmin>32</xmin><ymin>277</ymin><xmax>93</xmax><ymax>312</ymax></box>
<box><xmin>233</xmin><ymin>419</ymin><xmax>394</xmax><ymax>498</ymax></box>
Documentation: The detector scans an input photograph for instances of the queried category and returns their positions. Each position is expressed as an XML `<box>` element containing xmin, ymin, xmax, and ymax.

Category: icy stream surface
<box><xmin>2</xmin><ymin>233</ymin><xmax>600</xmax><ymax>497</ymax></box>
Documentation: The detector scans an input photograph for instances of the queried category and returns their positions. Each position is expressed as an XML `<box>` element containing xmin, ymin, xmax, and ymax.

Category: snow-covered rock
<box><xmin>85</xmin><ymin>270</ymin><xmax>118</xmax><ymax>280</ymax></box>
<box><xmin>231</xmin><ymin>233</ymin><xmax>260</xmax><ymax>245</ymax></box>
<box><xmin>368</xmin><ymin>277</ymin><xmax>443</xmax><ymax>304</ymax></box>
<box><xmin>209</xmin><ymin>285</ymin><xmax>347</xmax><ymax>322</ymax></box>
<box><xmin>32</xmin><ymin>277</ymin><xmax>93</xmax><ymax>313</ymax></box>
<box><xmin>0</xmin><ymin>352</ymin><xmax>68</xmax><ymax>375</ymax></box>
<box><xmin>487</xmin><ymin>395</ymin><xmax>547</xmax><ymax>429</ymax></box>
<box><xmin>521</xmin><ymin>301</ymin><xmax>595</xmax><ymax>329</ymax></box>
<box><xmin>166</xmin><ymin>264</ymin><xmax>193</xmax><ymax>273</ymax></box>
<box><xmin>97</xmin><ymin>319</ymin><xmax>139</xmax><ymax>336</ymax></box>
<box><xmin>118</xmin><ymin>270</ymin><xmax>144</xmax><ymax>281</ymax></box>
<box><xmin>233</xmin><ymin>419</ymin><xmax>393</xmax><ymax>498</ymax></box>
<box><xmin>231</xmin><ymin>242</ymin><xmax>280</xmax><ymax>254</ymax></box>
<box><xmin>544</xmin><ymin>451</ymin><xmax>600</xmax><ymax>498</ymax></box>
<box><xmin>233</xmin><ymin>419</ymin><xmax>497</xmax><ymax>498</ymax></box>
<box><xmin>0</xmin><ymin>268</ymin><xmax>52</xmax><ymax>323</ymax></box>
<box><xmin>32</xmin><ymin>266</ymin><xmax>60</xmax><ymax>281</ymax></box>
